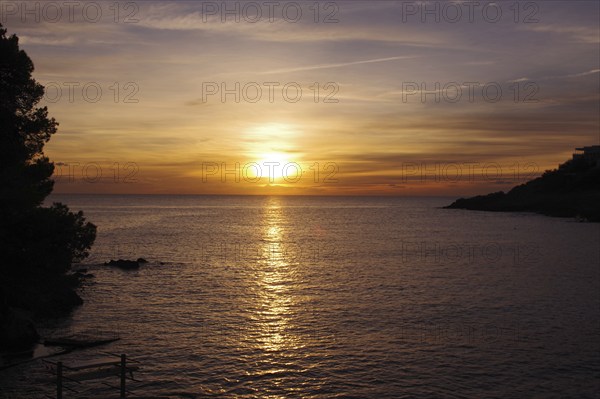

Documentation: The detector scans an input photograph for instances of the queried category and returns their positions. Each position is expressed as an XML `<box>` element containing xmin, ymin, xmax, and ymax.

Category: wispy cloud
<box><xmin>524</xmin><ymin>25</ymin><xmax>600</xmax><ymax>44</ymax></box>
<box><xmin>566</xmin><ymin>69</ymin><xmax>600</xmax><ymax>78</ymax></box>
<box><xmin>261</xmin><ymin>56</ymin><xmax>418</xmax><ymax>74</ymax></box>
<box><xmin>19</xmin><ymin>35</ymin><xmax>77</xmax><ymax>46</ymax></box>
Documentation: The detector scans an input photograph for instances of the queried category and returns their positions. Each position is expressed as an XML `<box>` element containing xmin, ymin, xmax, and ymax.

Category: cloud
<box><xmin>524</xmin><ymin>25</ymin><xmax>600</xmax><ymax>44</ymax></box>
<box><xmin>522</xmin><ymin>69</ymin><xmax>600</xmax><ymax>82</ymax></box>
<box><xmin>19</xmin><ymin>35</ymin><xmax>77</xmax><ymax>46</ymax></box>
<box><xmin>508</xmin><ymin>77</ymin><xmax>530</xmax><ymax>83</ymax></box>
<box><xmin>565</xmin><ymin>69</ymin><xmax>600</xmax><ymax>78</ymax></box>
<box><xmin>261</xmin><ymin>56</ymin><xmax>419</xmax><ymax>74</ymax></box>
<box><xmin>133</xmin><ymin>2</ymin><xmax>452</xmax><ymax>46</ymax></box>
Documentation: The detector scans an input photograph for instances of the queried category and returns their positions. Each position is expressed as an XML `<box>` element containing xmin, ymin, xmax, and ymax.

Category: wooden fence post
<box><xmin>120</xmin><ymin>354</ymin><xmax>126</xmax><ymax>398</ymax></box>
<box><xmin>56</xmin><ymin>361</ymin><xmax>63</xmax><ymax>399</ymax></box>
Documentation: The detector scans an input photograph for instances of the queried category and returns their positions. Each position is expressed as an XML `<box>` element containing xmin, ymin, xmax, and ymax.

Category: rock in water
<box><xmin>105</xmin><ymin>259</ymin><xmax>140</xmax><ymax>270</ymax></box>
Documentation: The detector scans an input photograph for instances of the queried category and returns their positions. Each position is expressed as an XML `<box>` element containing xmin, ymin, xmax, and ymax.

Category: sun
<box><xmin>243</xmin><ymin>123</ymin><xmax>299</xmax><ymax>181</ymax></box>
<box><xmin>253</xmin><ymin>152</ymin><xmax>290</xmax><ymax>181</ymax></box>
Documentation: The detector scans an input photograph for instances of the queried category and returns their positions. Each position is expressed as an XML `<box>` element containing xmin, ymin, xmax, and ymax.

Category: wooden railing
<box><xmin>43</xmin><ymin>353</ymin><xmax>140</xmax><ymax>398</ymax></box>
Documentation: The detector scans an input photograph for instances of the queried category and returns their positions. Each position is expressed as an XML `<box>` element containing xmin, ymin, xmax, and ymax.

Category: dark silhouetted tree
<box><xmin>0</xmin><ymin>23</ymin><xmax>96</xmax><ymax>278</ymax></box>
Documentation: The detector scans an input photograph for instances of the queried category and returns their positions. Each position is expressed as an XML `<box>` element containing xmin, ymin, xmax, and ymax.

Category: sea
<box><xmin>1</xmin><ymin>195</ymin><xmax>599</xmax><ymax>398</ymax></box>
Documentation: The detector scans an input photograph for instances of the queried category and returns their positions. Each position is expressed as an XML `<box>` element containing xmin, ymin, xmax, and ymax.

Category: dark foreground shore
<box><xmin>0</xmin><ymin>273</ymin><xmax>85</xmax><ymax>351</ymax></box>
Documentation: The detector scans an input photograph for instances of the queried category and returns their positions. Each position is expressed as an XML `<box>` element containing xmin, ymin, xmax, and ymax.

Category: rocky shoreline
<box><xmin>0</xmin><ymin>258</ymin><xmax>153</xmax><ymax>351</ymax></box>
<box><xmin>445</xmin><ymin>152</ymin><xmax>600</xmax><ymax>222</ymax></box>
<box><xmin>0</xmin><ymin>272</ymin><xmax>87</xmax><ymax>351</ymax></box>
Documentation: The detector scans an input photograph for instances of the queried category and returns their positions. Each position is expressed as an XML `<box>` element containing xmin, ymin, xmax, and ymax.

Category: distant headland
<box><xmin>445</xmin><ymin>146</ymin><xmax>600</xmax><ymax>222</ymax></box>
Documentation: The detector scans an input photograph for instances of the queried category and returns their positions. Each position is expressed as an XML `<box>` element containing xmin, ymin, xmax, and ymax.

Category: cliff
<box><xmin>445</xmin><ymin>155</ymin><xmax>600</xmax><ymax>222</ymax></box>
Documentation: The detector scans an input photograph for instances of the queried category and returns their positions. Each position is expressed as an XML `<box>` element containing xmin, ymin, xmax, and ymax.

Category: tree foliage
<box><xmin>0</xmin><ymin>23</ymin><xmax>96</xmax><ymax>278</ymax></box>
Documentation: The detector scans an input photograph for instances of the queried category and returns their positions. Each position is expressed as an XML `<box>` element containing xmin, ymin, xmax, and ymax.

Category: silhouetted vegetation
<box><xmin>446</xmin><ymin>156</ymin><xmax>600</xmax><ymax>222</ymax></box>
<box><xmin>0</xmin><ymin>24</ymin><xmax>96</xmax><ymax>349</ymax></box>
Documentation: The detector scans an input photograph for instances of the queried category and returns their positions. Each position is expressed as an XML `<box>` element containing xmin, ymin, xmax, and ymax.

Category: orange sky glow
<box><xmin>3</xmin><ymin>1</ymin><xmax>598</xmax><ymax>195</ymax></box>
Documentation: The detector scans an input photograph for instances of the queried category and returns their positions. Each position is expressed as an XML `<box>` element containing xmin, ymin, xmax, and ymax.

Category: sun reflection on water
<box><xmin>254</xmin><ymin>197</ymin><xmax>300</xmax><ymax>354</ymax></box>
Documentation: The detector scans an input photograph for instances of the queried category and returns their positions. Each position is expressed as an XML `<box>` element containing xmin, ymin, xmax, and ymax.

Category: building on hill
<box><xmin>572</xmin><ymin>146</ymin><xmax>600</xmax><ymax>166</ymax></box>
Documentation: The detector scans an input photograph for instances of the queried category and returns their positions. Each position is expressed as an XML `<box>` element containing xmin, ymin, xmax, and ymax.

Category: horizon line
<box><xmin>48</xmin><ymin>192</ymin><xmax>460</xmax><ymax>198</ymax></box>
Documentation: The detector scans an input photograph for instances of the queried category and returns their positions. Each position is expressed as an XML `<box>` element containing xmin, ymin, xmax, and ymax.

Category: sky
<box><xmin>2</xmin><ymin>0</ymin><xmax>599</xmax><ymax>195</ymax></box>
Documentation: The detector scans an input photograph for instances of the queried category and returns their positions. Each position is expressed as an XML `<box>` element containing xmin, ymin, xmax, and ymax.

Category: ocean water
<box><xmin>1</xmin><ymin>195</ymin><xmax>599</xmax><ymax>398</ymax></box>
